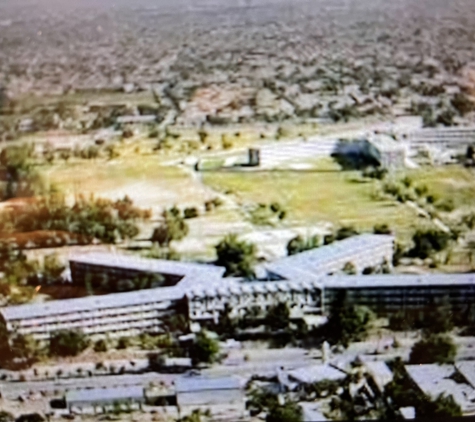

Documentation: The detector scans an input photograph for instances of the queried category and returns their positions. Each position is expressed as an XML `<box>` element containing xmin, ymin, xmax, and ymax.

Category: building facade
<box><xmin>3</xmin><ymin>236</ymin><xmax>475</xmax><ymax>340</ymax></box>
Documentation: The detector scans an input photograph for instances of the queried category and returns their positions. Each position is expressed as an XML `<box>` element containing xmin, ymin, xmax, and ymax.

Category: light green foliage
<box><xmin>189</xmin><ymin>331</ymin><xmax>220</xmax><ymax>365</ymax></box>
<box><xmin>93</xmin><ymin>339</ymin><xmax>108</xmax><ymax>353</ymax></box>
<box><xmin>49</xmin><ymin>330</ymin><xmax>90</xmax><ymax>357</ymax></box>
<box><xmin>215</xmin><ymin>234</ymin><xmax>257</xmax><ymax>278</ymax></box>
<box><xmin>265</xmin><ymin>302</ymin><xmax>291</xmax><ymax>332</ymax></box>
<box><xmin>151</xmin><ymin>206</ymin><xmax>189</xmax><ymax>247</ymax></box>
<box><xmin>177</xmin><ymin>409</ymin><xmax>212</xmax><ymax>422</ymax></box>
<box><xmin>266</xmin><ymin>401</ymin><xmax>303</xmax><ymax>422</ymax></box>
<box><xmin>409</xmin><ymin>334</ymin><xmax>457</xmax><ymax>364</ymax></box>
<box><xmin>0</xmin><ymin>194</ymin><xmax>150</xmax><ymax>244</ymax></box>
<box><xmin>325</xmin><ymin>292</ymin><xmax>375</xmax><ymax>347</ymax></box>
<box><xmin>287</xmin><ymin>235</ymin><xmax>320</xmax><ymax>256</ymax></box>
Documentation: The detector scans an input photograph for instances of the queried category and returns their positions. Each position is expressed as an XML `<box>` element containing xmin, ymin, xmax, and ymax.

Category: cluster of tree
<box><xmin>249</xmin><ymin>202</ymin><xmax>287</xmax><ymax>226</ymax></box>
<box><xmin>151</xmin><ymin>206</ymin><xmax>189</xmax><ymax>247</ymax></box>
<box><xmin>215</xmin><ymin>234</ymin><xmax>258</xmax><ymax>279</ymax></box>
<box><xmin>383</xmin><ymin>177</ymin><xmax>455</xmax><ymax>213</ymax></box>
<box><xmin>389</xmin><ymin>296</ymin><xmax>454</xmax><ymax>334</ymax></box>
<box><xmin>84</xmin><ymin>271</ymin><xmax>167</xmax><ymax>294</ymax></box>
<box><xmin>0</xmin><ymin>194</ymin><xmax>150</xmax><ymax>244</ymax></box>
<box><xmin>385</xmin><ymin>358</ymin><xmax>462</xmax><ymax>418</ymax></box>
<box><xmin>0</xmin><ymin>412</ymin><xmax>46</xmax><ymax>422</ymax></box>
<box><xmin>287</xmin><ymin>234</ymin><xmax>320</xmax><ymax>256</ymax></box>
<box><xmin>323</xmin><ymin>292</ymin><xmax>375</xmax><ymax>348</ymax></box>
<box><xmin>0</xmin><ymin>248</ymin><xmax>65</xmax><ymax>304</ymax></box>
<box><xmin>246</xmin><ymin>387</ymin><xmax>303</xmax><ymax>422</ymax></box>
<box><xmin>407</xmin><ymin>227</ymin><xmax>452</xmax><ymax>260</ymax></box>
<box><xmin>0</xmin><ymin>144</ymin><xmax>45</xmax><ymax>201</ymax></box>
<box><xmin>323</xmin><ymin>225</ymin><xmax>360</xmax><ymax>245</ymax></box>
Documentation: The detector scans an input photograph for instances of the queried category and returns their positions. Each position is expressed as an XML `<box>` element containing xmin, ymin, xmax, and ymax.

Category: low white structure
<box><xmin>66</xmin><ymin>386</ymin><xmax>145</xmax><ymax>414</ymax></box>
<box><xmin>257</xmin><ymin>234</ymin><xmax>394</xmax><ymax>280</ymax></box>
<box><xmin>405</xmin><ymin>364</ymin><xmax>475</xmax><ymax>415</ymax></box>
<box><xmin>175</xmin><ymin>377</ymin><xmax>246</xmax><ymax>420</ymax></box>
<box><xmin>364</xmin><ymin>134</ymin><xmax>406</xmax><ymax>169</ymax></box>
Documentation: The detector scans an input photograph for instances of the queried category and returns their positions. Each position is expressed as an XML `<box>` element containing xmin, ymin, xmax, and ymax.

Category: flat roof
<box><xmin>261</xmin><ymin>235</ymin><xmax>394</xmax><ymax>279</ymax></box>
<box><xmin>1</xmin><ymin>285</ymin><xmax>185</xmax><ymax>321</ymax></box>
<box><xmin>69</xmin><ymin>252</ymin><xmax>225</xmax><ymax>279</ymax></box>
<box><xmin>321</xmin><ymin>273</ymin><xmax>475</xmax><ymax>289</ymax></box>
<box><xmin>367</xmin><ymin>134</ymin><xmax>405</xmax><ymax>151</ymax></box>
<box><xmin>405</xmin><ymin>364</ymin><xmax>475</xmax><ymax>411</ymax></box>
<box><xmin>175</xmin><ymin>377</ymin><xmax>241</xmax><ymax>394</ymax></box>
<box><xmin>288</xmin><ymin>364</ymin><xmax>346</xmax><ymax>384</ymax></box>
<box><xmin>456</xmin><ymin>361</ymin><xmax>475</xmax><ymax>389</ymax></box>
<box><xmin>66</xmin><ymin>386</ymin><xmax>144</xmax><ymax>404</ymax></box>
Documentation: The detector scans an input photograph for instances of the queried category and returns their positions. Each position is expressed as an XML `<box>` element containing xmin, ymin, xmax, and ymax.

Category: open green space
<box><xmin>403</xmin><ymin>165</ymin><xmax>475</xmax><ymax>210</ymax></box>
<box><xmin>203</xmin><ymin>159</ymin><xmax>420</xmax><ymax>240</ymax></box>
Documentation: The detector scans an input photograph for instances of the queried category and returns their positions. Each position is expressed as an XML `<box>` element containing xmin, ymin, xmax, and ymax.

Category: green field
<box><xmin>203</xmin><ymin>159</ymin><xmax>421</xmax><ymax>240</ymax></box>
<box><xmin>403</xmin><ymin>165</ymin><xmax>475</xmax><ymax>210</ymax></box>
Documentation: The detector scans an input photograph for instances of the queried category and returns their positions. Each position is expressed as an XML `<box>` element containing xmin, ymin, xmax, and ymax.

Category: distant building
<box><xmin>3</xmin><ymin>237</ymin><xmax>475</xmax><ymax>340</ymax></box>
<box><xmin>175</xmin><ymin>377</ymin><xmax>247</xmax><ymax>420</ymax></box>
<box><xmin>69</xmin><ymin>252</ymin><xmax>225</xmax><ymax>289</ymax></box>
<box><xmin>287</xmin><ymin>364</ymin><xmax>347</xmax><ymax>388</ymax></box>
<box><xmin>257</xmin><ymin>234</ymin><xmax>394</xmax><ymax>280</ymax></box>
<box><xmin>405</xmin><ymin>364</ymin><xmax>475</xmax><ymax>415</ymax></box>
<box><xmin>66</xmin><ymin>386</ymin><xmax>145</xmax><ymax>414</ymax></box>
<box><xmin>0</xmin><ymin>285</ymin><xmax>184</xmax><ymax>340</ymax></box>
<box><xmin>364</xmin><ymin>134</ymin><xmax>406</xmax><ymax>169</ymax></box>
<box><xmin>401</xmin><ymin>126</ymin><xmax>475</xmax><ymax>151</ymax></box>
<box><xmin>116</xmin><ymin>115</ymin><xmax>157</xmax><ymax>125</ymax></box>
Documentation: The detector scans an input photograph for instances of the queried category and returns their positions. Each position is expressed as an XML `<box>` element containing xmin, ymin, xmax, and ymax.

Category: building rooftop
<box><xmin>175</xmin><ymin>377</ymin><xmax>242</xmax><ymax>394</ymax></box>
<box><xmin>66</xmin><ymin>386</ymin><xmax>144</xmax><ymax>405</ymax></box>
<box><xmin>116</xmin><ymin>115</ymin><xmax>157</xmax><ymax>124</ymax></box>
<box><xmin>456</xmin><ymin>361</ymin><xmax>475</xmax><ymax>389</ymax></box>
<box><xmin>405</xmin><ymin>364</ymin><xmax>475</xmax><ymax>413</ymax></box>
<box><xmin>300</xmin><ymin>402</ymin><xmax>329</xmax><ymax>422</ymax></box>
<box><xmin>1</xmin><ymin>285</ymin><xmax>185</xmax><ymax>322</ymax></box>
<box><xmin>367</xmin><ymin>134</ymin><xmax>405</xmax><ymax>152</ymax></box>
<box><xmin>70</xmin><ymin>252</ymin><xmax>225</xmax><ymax>280</ymax></box>
<box><xmin>321</xmin><ymin>273</ymin><xmax>475</xmax><ymax>289</ymax></box>
<box><xmin>287</xmin><ymin>364</ymin><xmax>347</xmax><ymax>385</ymax></box>
<box><xmin>361</xmin><ymin>360</ymin><xmax>394</xmax><ymax>392</ymax></box>
<box><xmin>259</xmin><ymin>234</ymin><xmax>394</xmax><ymax>280</ymax></box>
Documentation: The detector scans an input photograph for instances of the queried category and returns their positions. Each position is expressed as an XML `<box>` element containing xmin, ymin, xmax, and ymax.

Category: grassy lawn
<box><xmin>203</xmin><ymin>159</ymin><xmax>420</xmax><ymax>240</ymax></box>
<box><xmin>43</xmin><ymin>154</ymin><xmax>212</xmax><ymax>212</ymax></box>
<box><xmin>403</xmin><ymin>165</ymin><xmax>475</xmax><ymax>210</ymax></box>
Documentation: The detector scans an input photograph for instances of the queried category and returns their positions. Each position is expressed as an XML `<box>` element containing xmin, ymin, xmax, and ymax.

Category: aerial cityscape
<box><xmin>1</xmin><ymin>0</ymin><xmax>475</xmax><ymax>420</ymax></box>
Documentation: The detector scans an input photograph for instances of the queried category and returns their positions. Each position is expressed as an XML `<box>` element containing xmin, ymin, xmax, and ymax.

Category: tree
<box><xmin>266</xmin><ymin>401</ymin><xmax>303</xmax><ymax>422</ymax></box>
<box><xmin>189</xmin><ymin>331</ymin><xmax>220</xmax><ymax>365</ymax></box>
<box><xmin>10</xmin><ymin>334</ymin><xmax>41</xmax><ymax>366</ymax></box>
<box><xmin>335</xmin><ymin>226</ymin><xmax>359</xmax><ymax>241</ymax></box>
<box><xmin>215</xmin><ymin>234</ymin><xmax>257</xmax><ymax>278</ymax></box>
<box><xmin>418</xmin><ymin>393</ymin><xmax>462</xmax><ymax>418</ymax></box>
<box><xmin>325</xmin><ymin>292</ymin><xmax>374</xmax><ymax>347</ymax></box>
<box><xmin>287</xmin><ymin>235</ymin><xmax>320</xmax><ymax>256</ymax></box>
<box><xmin>342</xmin><ymin>262</ymin><xmax>357</xmax><ymax>275</ymax></box>
<box><xmin>265</xmin><ymin>302</ymin><xmax>291</xmax><ymax>332</ymax></box>
<box><xmin>451</xmin><ymin>92</ymin><xmax>474</xmax><ymax>116</ymax></box>
<box><xmin>177</xmin><ymin>409</ymin><xmax>211</xmax><ymax>422</ymax></box>
<box><xmin>420</xmin><ymin>296</ymin><xmax>453</xmax><ymax>335</ymax></box>
<box><xmin>0</xmin><ymin>411</ymin><xmax>14</xmax><ymax>422</ymax></box>
<box><xmin>409</xmin><ymin>228</ymin><xmax>451</xmax><ymax>259</ymax></box>
<box><xmin>15</xmin><ymin>414</ymin><xmax>45</xmax><ymax>422</ymax></box>
<box><xmin>49</xmin><ymin>330</ymin><xmax>89</xmax><ymax>357</ymax></box>
<box><xmin>373</xmin><ymin>223</ymin><xmax>392</xmax><ymax>235</ymax></box>
<box><xmin>151</xmin><ymin>207</ymin><xmax>189</xmax><ymax>247</ymax></box>
<box><xmin>409</xmin><ymin>334</ymin><xmax>456</xmax><ymax>364</ymax></box>
<box><xmin>93</xmin><ymin>339</ymin><xmax>108</xmax><ymax>353</ymax></box>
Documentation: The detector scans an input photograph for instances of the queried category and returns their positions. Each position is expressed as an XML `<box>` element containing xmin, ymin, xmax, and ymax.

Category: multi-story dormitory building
<box><xmin>400</xmin><ymin>126</ymin><xmax>475</xmax><ymax>151</ymax></box>
<box><xmin>255</xmin><ymin>234</ymin><xmax>395</xmax><ymax>280</ymax></box>
<box><xmin>2</xmin><ymin>234</ymin><xmax>475</xmax><ymax>341</ymax></box>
